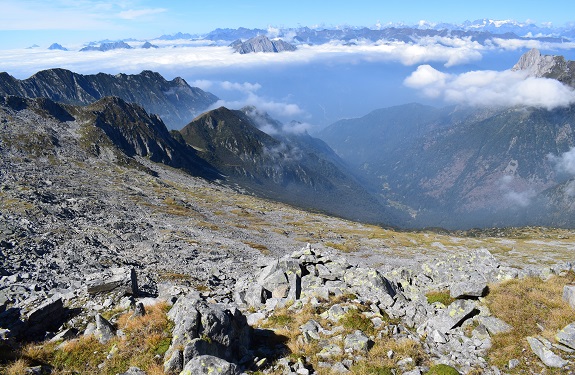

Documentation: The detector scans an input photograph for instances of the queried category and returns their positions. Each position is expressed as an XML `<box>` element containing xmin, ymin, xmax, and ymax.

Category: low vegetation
<box><xmin>425</xmin><ymin>290</ymin><xmax>456</xmax><ymax>306</ymax></box>
<box><xmin>3</xmin><ymin>303</ymin><xmax>172</xmax><ymax>375</ymax></box>
<box><xmin>486</xmin><ymin>274</ymin><xmax>575</xmax><ymax>373</ymax></box>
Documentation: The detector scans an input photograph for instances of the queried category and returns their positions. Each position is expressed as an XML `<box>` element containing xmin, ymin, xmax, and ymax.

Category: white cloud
<box><xmin>190</xmin><ymin>79</ymin><xmax>213</xmax><ymax>91</ymax></box>
<box><xmin>405</xmin><ymin>65</ymin><xmax>575</xmax><ymax>110</ymax></box>
<box><xmin>118</xmin><ymin>8</ymin><xmax>167</xmax><ymax>20</ymax></box>
<box><xmin>548</xmin><ymin>147</ymin><xmax>575</xmax><ymax>175</ymax></box>
<box><xmin>220</xmin><ymin>81</ymin><xmax>262</xmax><ymax>93</ymax></box>
<box><xmin>205</xmin><ymin>80</ymin><xmax>305</xmax><ymax>120</ymax></box>
<box><xmin>0</xmin><ymin>35</ymin><xmax>492</xmax><ymax>79</ymax></box>
<box><xmin>499</xmin><ymin>175</ymin><xmax>536</xmax><ymax>207</ymax></box>
<box><xmin>283</xmin><ymin>121</ymin><xmax>311</xmax><ymax>135</ymax></box>
<box><xmin>493</xmin><ymin>38</ymin><xmax>575</xmax><ymax>51</ymax></box>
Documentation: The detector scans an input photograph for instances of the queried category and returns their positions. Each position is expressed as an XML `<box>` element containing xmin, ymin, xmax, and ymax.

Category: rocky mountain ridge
<box><xmin>230</xmin><ymin>35</ymin><xmax>296</xmax><ymax>54</ymax></box>
<box><xmin>180</xmin><ymin>106</ymin><xmax>400</xmax><ymax>224</ymax></box>
<box><xmin>0</xmin><ymin>68</ymin><xmax>218</xmax><ymax>129</ymax></box>
<box><xmin>512</xmin><ymin>48</ymin><xmax>575</xmax><ymax>87</ymax></box>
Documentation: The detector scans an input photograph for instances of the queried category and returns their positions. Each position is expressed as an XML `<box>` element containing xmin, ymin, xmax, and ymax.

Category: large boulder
<box><xmin>180</xmin><ymin>355</ymin><xmax>240</xmax><ymax>375</ymax></box>
<box><xmin>165</xmin><ymin>296</ymin><xmax>251</xmax><ymax>372</ymax></box>
<box><xmin>86</xmin><ymin>267</ymin><xmax>138</xmax><ymax>296</ymax></box>
<box><xmin>425</xmin><ymin>300</ymin><xmax>479</xmax><ymax>334</ymax></box>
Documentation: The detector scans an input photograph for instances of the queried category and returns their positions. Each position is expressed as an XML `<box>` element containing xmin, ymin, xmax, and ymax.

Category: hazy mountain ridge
<box><xmin>319</xmin><ymin>51</ymin><xmax>575</xmax><ymax>228</ymax></box>
<box><xmin>0</xmin><ymin>68</ymin><xmax>218</xmax><ymax>129</ymax></box>
<box><xmin>180</xmin><ymin>106</ymin><xmax>402</xmax><ymax>224</ymax></box>
<box><xmin>155</xmin><ymin>23</ymin><xmax>571</xmax><ymax>46</ymax></box>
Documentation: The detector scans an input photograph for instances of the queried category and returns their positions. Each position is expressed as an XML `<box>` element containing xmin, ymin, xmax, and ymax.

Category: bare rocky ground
<box><xmin>3</xmin><ymin>100</ymin><xmax>575</xmax><ymax>374</ymax></box>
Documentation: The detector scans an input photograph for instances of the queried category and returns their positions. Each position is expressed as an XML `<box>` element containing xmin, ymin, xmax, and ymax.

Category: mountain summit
<box><xmin>230</xmin><ymin>35</ymin><xmax>296</xmax><ymax>54</ymax></box>
<box><xmin>512</xmin><ymin>48</ymin><xmax>575</xmax><ymax>87</ymax></box>
<box><xmin>0</xmin><ymin>69</ymin><xmax>218</xmax><ymax>129</ymax></box>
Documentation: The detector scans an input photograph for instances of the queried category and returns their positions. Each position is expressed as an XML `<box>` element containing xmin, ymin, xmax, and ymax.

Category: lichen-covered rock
<box><xmin>94</xmin><ymin>314</ymin><xmax>116</xmax><ymax>344</ymax></box>
<box><xmin>425</xmin><ymin>300</ymin><xmax>478</xmax><ymax>334</ymax></box>
<box><xmin>344</xmin><ymin>330</ymin><xmax>373</xmax><ymax>353</ymax></box>
<box><xmin>166</xmin><ymin>296</ymin><xmax>251</xmax><ymax>364</ymax></box>
<box><xmin>556</xmin><ymin>322</ymin><xmax>575</xmax><ymax>349</ymax></box>
<box><xmin>527</xmin><ymin>336</ymin><xmax>568</xmax><ymax>368</ymax></box>
<box><xmin>563</xmin><ymin>285</ymin><xmax>575</xmax><ymax>309</ymax></box>
<box><xmin>180</xmin><ymin>355</ymin><xmax>240</xmax><ymax>375</ymax></box>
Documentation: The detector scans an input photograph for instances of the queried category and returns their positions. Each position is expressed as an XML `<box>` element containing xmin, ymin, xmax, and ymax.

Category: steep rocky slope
<box><xmin>0</xmin><ymin>68</ymin><xmax>218</xmax><ymax>129</ymax></box>
<box><xmin>2</xmin><ymin>93</ymin><xmax>575</xmax><ymax>375</ymax></box>
<box><xmin>512</xmin><ymin>48</ymin><xmax>575</xmax><ymax>87</ymax></box>
<box><xmin>180</xmin><ymin>106</ymin><xmax>403</xmax><ymax>224</ymax></box>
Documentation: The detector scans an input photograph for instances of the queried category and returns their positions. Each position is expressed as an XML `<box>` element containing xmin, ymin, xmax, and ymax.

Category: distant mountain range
<box><xmin>4</xmin><ymin>49</ymin><xmax>575</xmax><ymax>229</ymax></box>
<box><xmin>58</xmin><ymin>20</ymin><xmax>574</xmax><ymax>53</ymax></box>
<box><xmin>0</xmin><ymin>69</ymin><xmax>218</xmax><ymax>129</ymax></box>
<box><xmin>154</xmin><ymin>20</ymin><xmax>574</xmax><ymax>46</ymax></box>
<box><xmin>319</xmin><ymin>49</ymin><xmax>575</xmax><ymax>228</ymax></box>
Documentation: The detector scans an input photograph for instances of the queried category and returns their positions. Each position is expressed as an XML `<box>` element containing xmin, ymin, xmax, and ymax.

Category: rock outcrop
<box><xmin>0</xmin><ymin>68</ymin><xmax>218</xmax><ymax>129</ymax></box>
<box><xmin>231</xmin><ymin>35</ymin><xmax>296</xmax><ymax>54</ymax></box>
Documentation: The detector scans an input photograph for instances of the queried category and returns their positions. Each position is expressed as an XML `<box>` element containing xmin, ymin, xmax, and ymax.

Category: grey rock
<box><xmin>563</xmin><ymin>285</ymin><xmax>575</xmax><ymax>309</ymax></box>
<box><xmin>180</xmin><ymin>355</ymin><xmax>240</xmax><ymax>375</ymax></box>
<box><xmin>49</xmin><ymin>327</ymin><xmax>78</xmax><ymax>342</ymax></box>
<box><xmin>300</xmin><ymin>319</ymin><xmax>322</xmax><ymax>341</ymax></box>
<box><xmin>119</xmin><ymin>367</ymin><xmax>147</xmax><ymax>375</ymax></box>
<box><xmin>244</xmin><ymin>284</ymin><xmax>267</xmax><ymax>308</ymax></box>
<box><xmin>508</xmin><ymin>358</ymin><xmax>520</xmax><ymax>369</ymax></box>
<box><xmin>183</xmin><ymin>338</ymin><xmax>219</xmax><ymax>364</ymax></box>
<box><xmin>163</xmin><ymin>349</ymin><xmax>183</xmax><ymax>375</ymax></box>
<box><xmin>166</xmin><ymin>296</ymin><xmax>251</xmax><ymax>363</ymax></box>
<box><xmin>95</xmin><ymin>314</ymin><xmax>116</xmax><ymax>344</ymax></box>
<box><xmin>331</xmin><ymin>362</ymin><xmax>350</xmax><ymax>373</ymax></box>
<box><xmin>344</xmin><ymin>330</ymin><xmax>373</xmax><ymax>353</ymax></box>
<box><xmin>556</xmin><ymin>322</ymin><xmax>575</xmax><ymax>349</ymax></box>
<box><xmin>426</xmin><ymin>300</ymin><xmax>478</xmax><ymax>334</ymax></box>
<box><xmin>132</xmin><ymin>302</ymin><xmax>145</xmax><ymax>317</ymax></box>
<box><xmin>86</xmin><ymin>267</ymin><xmax>138</xmax><ymax>296</ymax></box>
<box><xmin>25</xmin><ymin>297</ymin><xmax>65</xmax><ymax>337</ymax></box>
<box><xmin>450</xmin><ymin>278</ymin><xmax>487</xmax><ymax>299</ymax></box>
<box><xmin>527</xmin><ymin>336</ymin><xmax>568</xmax><ymax>368</ymax></box>
<box><xmin>478</xmin><ymin>316</ymin><xmax>512</xmax><ymax>335</ymax></box>
<box><xmin>246</xmin><ymin>312</ymin><xmax>265</xmax><ymax>326</ymax></box>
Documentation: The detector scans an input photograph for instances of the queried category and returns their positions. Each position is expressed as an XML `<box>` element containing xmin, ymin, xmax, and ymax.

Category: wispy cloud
<box><xmin>200</xmin><ymin>80</ymin><xmax>306</xmax><ymax>120</ymax></box>
<box><xmin>548</xmin><ymin>147</ymin><xmax>575</xmax><ymax>176</ymax></box>
<box><xmin>117</xmin><ymin>8</ymin><xmax>167</xmax><ymax>20</ymax></box>
<box><xmin>499</xmin><ymin>175</ymin><xmax>536</xmax><ymax>207</ymax></box>
<box><xmin>0</xmin><ymin>1</ymin><xmax>166</xmax><ymax>30</ymax></box>
<box><xmin>404</xmin><ymin>65</ymin><xmax>575</xmax><ymax>110</ymax></box>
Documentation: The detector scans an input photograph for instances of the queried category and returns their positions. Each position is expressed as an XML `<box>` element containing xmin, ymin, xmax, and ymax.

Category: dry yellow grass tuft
<box><xmin>3</xmin><ymin>302</ymin><xmax>173</xmax><ymax>375</ymax></box>
<box><xmin>486</xmin><ymin>275</ymin><xmax>575</xmax><ymax>372</ymax></box>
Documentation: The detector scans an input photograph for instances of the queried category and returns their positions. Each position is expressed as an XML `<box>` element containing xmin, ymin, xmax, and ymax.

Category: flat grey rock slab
<box><xmin>527</xmin><ymin>336</ymin><xmax>568</xmax><ymax>368</ymax></box>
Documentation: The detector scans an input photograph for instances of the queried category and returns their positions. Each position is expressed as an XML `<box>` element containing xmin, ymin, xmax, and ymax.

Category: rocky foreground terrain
<box><xmin>3</xmin><ymin>94</ymin><xmax>575</xmax><ymax>375</ymax></box>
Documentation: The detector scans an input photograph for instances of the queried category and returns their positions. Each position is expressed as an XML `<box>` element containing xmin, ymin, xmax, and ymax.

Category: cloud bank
<box><xmin>404</xmin><ymin>65</ymin><xmax>575</xmax><ymax>110</ymax></box>
<box><xmin>0</xmin><ymin>36</ymin><xmax>492</xmax><ymax>80</ymax></box>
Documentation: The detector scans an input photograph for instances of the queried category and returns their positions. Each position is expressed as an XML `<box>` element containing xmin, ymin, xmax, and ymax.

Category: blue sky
<box><xmin>1</xmin><ymin>0</ymin><xmax>574</xmax><ymax>48</ymax></box>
